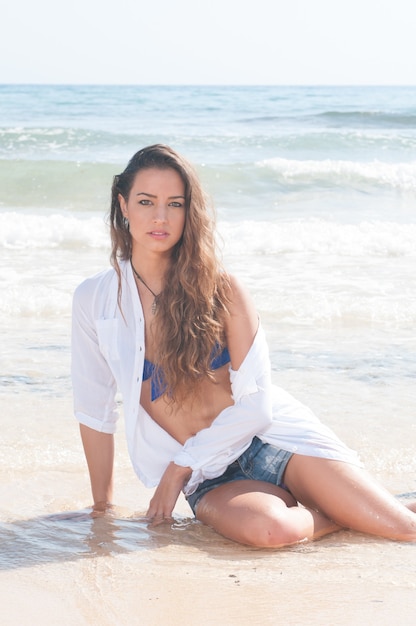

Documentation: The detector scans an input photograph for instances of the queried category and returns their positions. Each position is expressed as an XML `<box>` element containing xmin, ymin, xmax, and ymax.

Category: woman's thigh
<box><xmin>283</xmin><ymin>454</ymin><xmax>416</xmax><ymax>540</ymax></box>
<box><xmin>195</xmin><ymin>479</ymin><xmax>321</xmax><ymax>547</ymax></box>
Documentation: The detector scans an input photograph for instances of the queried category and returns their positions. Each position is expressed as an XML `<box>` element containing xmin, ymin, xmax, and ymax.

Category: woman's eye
<box><xmin>170</xmin><ymin>201</ymin><xmax>183</xmax><ymax>208</ymax></box>
<box><xmin>139</xmin><ymin>199</ymin><xmax>152</xmax><ymax>206</ymax></box>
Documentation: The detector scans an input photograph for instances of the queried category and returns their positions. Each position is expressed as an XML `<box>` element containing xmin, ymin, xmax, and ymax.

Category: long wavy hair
<box><xmin>109</xmin><ymin>144</ymin><xmax>230</xmax><ymax>402</ymax></box>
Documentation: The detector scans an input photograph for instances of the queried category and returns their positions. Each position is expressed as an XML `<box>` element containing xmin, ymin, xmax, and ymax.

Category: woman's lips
<box><xmin>148</xmin><ymin>230</ymin><xmax>169</xmax><ymax>239</ymax></box>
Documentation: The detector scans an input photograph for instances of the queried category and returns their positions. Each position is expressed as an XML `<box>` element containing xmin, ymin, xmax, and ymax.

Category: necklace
<box><xmin>131</xmin><ymin>261</ymin><xmax>161</xmax><ymax>314</ymax></box>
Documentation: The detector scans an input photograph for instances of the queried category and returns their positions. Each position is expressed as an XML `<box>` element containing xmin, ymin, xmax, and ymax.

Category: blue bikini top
<box><xmin>143</xmin><ymin>344</ymin><xmax>231</xmax><ymax>401</ymax></box>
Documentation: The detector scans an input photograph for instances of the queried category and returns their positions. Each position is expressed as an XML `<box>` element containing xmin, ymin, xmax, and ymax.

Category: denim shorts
<box><xmin>186</xmin><ymin>436</ymin><xmax>293</xmax><ymax>514</ymax></box>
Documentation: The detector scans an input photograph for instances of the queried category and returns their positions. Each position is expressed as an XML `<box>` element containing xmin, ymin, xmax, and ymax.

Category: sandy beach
<box><xmin>1</xmin><ymin>385</ymin><xmax>415</xmax><ymax>626</ymax></box>
<box><xmin>2</xmin><ymin>532</ymin><xmax>415</xmax><ymax>626</ymax></box>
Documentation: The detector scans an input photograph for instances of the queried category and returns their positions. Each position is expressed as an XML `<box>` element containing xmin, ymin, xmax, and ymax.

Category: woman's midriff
<box><xmin>140</xmin><ymin>364</ymin><xmax>234</xmax><ymax>445</ymax></box>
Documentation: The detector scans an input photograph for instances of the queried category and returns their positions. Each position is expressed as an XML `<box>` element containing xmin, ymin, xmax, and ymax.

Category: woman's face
<box><xmin>119</xmin><ymin>167</ymin><xmax>186</xmax><ymax>256</ymax></box>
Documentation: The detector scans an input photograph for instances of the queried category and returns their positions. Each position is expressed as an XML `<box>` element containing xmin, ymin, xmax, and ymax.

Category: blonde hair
<box><xmin>109</xmin><ymin>144</ymin><xmax>230</xmax><ymax>401</ymax></box>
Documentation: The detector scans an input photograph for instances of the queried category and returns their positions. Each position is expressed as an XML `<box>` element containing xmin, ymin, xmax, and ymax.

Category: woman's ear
<box><xmin>119</xmin><ymin>193</ymin><xmax>128</xmax><ymax>217</ymax></box>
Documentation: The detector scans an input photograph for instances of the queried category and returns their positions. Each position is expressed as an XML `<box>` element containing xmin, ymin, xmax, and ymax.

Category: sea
<box><xmin>1</xmin><ymin>85</ymin><xmax>415</xmax><ymax>625</ymax></box>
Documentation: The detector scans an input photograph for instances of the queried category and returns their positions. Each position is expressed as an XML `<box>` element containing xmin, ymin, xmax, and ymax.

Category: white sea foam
<box><xmin>0</xmin><ymin>212</ymin><xmax>109</xmax><ymax>318</ymax></box>
<box><xmin>1</xmin><ymin>211</ymin><xmax>415</xmax><ymax>327</ymax></box>
<box><xmin>2</xmin><ymin>211</ymin><xmax>415</xmax><ymax>259</ymax></box>
<box><xmin>219</xmin><ymin>219</ymin><xmax>416</xmax><ymax>257</ymax></box>
<box><xmin>0</xmin><ymin>211</ymin><xmax>108</xmax><ymax>249</ymax></box>
<box><xmin>258</xmin><ymin>157</ymin><xmax>416</xmax><ymax>192</ymax></box>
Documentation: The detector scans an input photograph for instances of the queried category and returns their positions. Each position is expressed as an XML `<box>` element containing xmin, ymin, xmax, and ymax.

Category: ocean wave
<box><xmin>0</xmin><ymin>127</ymin><xmax>155</xmax><ymax>162</ymax></box>
<box><xmin>255</xmin><ymin>131</ymin><xmax>416</xmax><ymax>154</ymax></box>
<box><xmin>2</xmin><ymin>124</ymin><xmax>416</xmax><ymax>164</ymax></box>
<box><xmin>219</xmin><ymin>219</ymin><xmax>416</xmax><ymax>257</ymax></box>
<box><xmin>0</xmin><ymin>127</ymin><xmax>106</xmax><ymax>158</ymax></box>
<box><xmin>1</xmin><ymin>210</ymin><xmax>414</xmax><ymax>259</ymax></box>
<box><xmin>258</xmin><ymin>158</ymin><xmax>416</xmax><ymax>192</ymax></box>
<box><xmin>317</xmin><ymin>110</ymin><xmax>416</xmax><ymax>128</ymax></box>
<box><xmin>0</xmin><ymin>212</ymin><xmax>108</xmax><ymax>249</ymax></box>
<box><xmin>239</xmin><ymin>111</ymin><xmax>416</xmax><ymax>130</ymax></box>
<box><xmin>1</xmin><ymin>213</ymin><xmax>415</xmax><ymax>327</ymax></box>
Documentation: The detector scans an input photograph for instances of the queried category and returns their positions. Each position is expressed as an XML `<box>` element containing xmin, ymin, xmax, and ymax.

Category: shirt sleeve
<box><xmin>71</xmin><ymin>278</ymin><xmax>119</xmax><ymax>434</ymax></box>
<box><xmin>173</xmin><ymin>326</ymin><xmax>273</xmax><ymax>495</ymax></box>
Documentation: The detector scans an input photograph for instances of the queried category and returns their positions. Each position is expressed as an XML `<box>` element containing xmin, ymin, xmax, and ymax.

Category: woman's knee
<box><xmin>196</xmin><ymin>481</ymin><xmax>314</xmax><ymax>548</ymax></box>
<box><xmin>238</xmin><ymin>510</ymin><xmax>310</xmax><ymax>548</ymax></box>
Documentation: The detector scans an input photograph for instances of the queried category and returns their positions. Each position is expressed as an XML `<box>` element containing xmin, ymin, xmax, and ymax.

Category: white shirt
<box><xmin>72</xmin><ymin>260</ymin><xmax>360</xmax><ymax>496</ymax></box>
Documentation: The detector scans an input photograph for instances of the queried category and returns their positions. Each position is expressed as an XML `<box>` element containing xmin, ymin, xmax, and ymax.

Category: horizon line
<box><xmin>1</xmin><ymin>82</ymin><xmax>416</xmax><ymax>88</ymax></box>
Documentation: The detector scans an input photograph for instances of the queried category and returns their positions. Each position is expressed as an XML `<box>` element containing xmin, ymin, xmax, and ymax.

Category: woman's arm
<box><xmin>222</xmin><ymin>274</ymin><xmax>260</xmax><ymax>369</ymax></box>
<box><xmin>80</xmin><ymin>424</ymin><xmax>114</xmax><ymax>512</ymax></box>
<box><xmin>72</xmin><ymin>277</ymin><xmax>120</xmax><ymax>512</ymax></box>
<box><xmin>71</xmin><ymin>278</ymin><xmax>119</xmax><ymax>433</ymax></box>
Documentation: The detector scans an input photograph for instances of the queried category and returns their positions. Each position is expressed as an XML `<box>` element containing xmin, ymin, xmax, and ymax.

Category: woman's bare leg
<box><xmin>406</xmin><ymin>501</ymin><xmax>416</xmax><ymax>514</ymax></box>
<box><xmin>195</xmin><ymin>479</ymin><xmax>341</xmax><ymax>547</ymax></box>
<box><xmin>283</xmin><ymin>455</ymin><xmax>416</xmax><ymax>541</ymax></box>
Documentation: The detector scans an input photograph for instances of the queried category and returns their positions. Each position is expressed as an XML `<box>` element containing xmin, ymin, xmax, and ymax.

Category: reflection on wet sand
<box><xmin>0</xmin><ymin>508</ymin><xmax>208</xmax><ymax>570</ymax></box>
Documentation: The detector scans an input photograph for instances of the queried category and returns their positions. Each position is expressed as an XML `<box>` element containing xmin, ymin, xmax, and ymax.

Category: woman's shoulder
<box><xmin>225</xmin><ymin>273</ymin><xmax>257</xmax><ymax>317</ymax></box>
<box><xmin>223</xmin><ymin>273</ymin><xmax>259</xmax><ymax>368</ymax></box>
<box><xmin>74</xmin><ymin>266</ymin><xmax>117</xmax><ymax>298</ymax></box>
<box><xmin>73</xmin><ymin>264</ymin><xmax>124</xmax><ymax>317</ymax></box>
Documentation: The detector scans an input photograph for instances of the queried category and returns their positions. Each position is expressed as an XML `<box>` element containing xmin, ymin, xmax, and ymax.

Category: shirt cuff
<box><xmin>74</xmin><ymin>411</ymin><xmax>117</xmax><ymax>434</ymax></box>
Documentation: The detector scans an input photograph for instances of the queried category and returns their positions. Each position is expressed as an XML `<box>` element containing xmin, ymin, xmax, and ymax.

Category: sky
<box><xmin>2</xmin><ymin>0</ymin><xmax>415</xmax><ymax>85</ymax></box>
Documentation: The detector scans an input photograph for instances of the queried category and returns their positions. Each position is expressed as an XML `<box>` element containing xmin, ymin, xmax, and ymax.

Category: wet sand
<box><xmin>1</xmin><ymin>396</ymin><xmax>415</xmax><ymax>626</ymax></box>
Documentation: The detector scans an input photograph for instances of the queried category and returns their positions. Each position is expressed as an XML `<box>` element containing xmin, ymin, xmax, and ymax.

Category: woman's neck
<box><xmin>130</xmin><ymin>251</ymin><xmax>169</xmax><ymax>292</ymax></box>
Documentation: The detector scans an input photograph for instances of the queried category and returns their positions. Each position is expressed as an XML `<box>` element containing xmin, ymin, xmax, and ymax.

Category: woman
<box><xmin>72</xmin><ymin>144</ymin><xmax>416</xmax><ymax>547</ymax></box>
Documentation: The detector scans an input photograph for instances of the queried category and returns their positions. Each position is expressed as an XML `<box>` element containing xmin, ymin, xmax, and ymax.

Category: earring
<box><xmin>123</xmin><ymin>216</ymin><xmax>129</xmax><ymax>230</ymax></box>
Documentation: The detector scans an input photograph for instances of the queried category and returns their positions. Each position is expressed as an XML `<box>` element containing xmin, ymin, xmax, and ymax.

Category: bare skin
<box><xmin>80</xmin><ymin>425</ymin><xmax>114</xmax><ymax>506</ymax></box>
<box><xmin>196</xmin><ymin>459</ymin><xmax>416</xmax><ymax>547</ymax></box>
<box><xmin>82</xmin><ymin>166</ymin><xmax>416</xmax><ymax>547</ymax></box>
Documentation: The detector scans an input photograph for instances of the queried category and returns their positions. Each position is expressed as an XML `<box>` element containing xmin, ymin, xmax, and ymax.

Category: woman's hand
<box><xmin>146</xmin><ymin>462</ymin><xmax>191</xmax><ymax>524</ymax></box>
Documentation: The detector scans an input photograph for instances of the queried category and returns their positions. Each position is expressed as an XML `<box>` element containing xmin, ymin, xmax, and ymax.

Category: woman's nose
<box><xmin>153</xmin><ymin>203</ymin><xmax>167</xmax><ymax>222</ymax></box>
